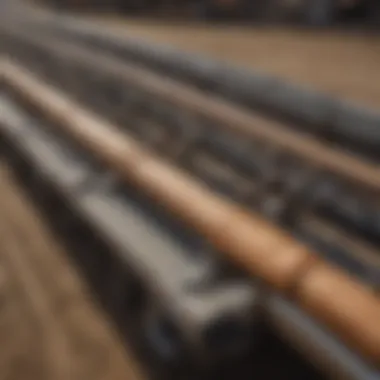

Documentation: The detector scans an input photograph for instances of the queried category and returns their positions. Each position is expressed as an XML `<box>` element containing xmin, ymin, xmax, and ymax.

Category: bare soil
<box><xmin>93</xmin><ymin>17</ymin><xmax>380</xmax><ymax>110</ymax></box>
<box><xmin>0</xmin><ymin>162</ymin><xmax>145</xmax><ymax>380</ymax></box>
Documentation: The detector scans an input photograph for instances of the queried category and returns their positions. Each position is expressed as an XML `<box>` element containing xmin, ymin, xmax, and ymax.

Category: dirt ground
<box><xmin>0</xmin><ymin>162</ymin><xmax>145</xmax><ymax>380</ymax></box>
<box><xmin>92</xmin><ymin>17</ymin><xmax>380</xmax><ymax>110</ymax></box>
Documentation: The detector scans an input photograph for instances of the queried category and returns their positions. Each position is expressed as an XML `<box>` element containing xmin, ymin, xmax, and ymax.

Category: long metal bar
<box><xmin>3</xmin><ymin>26</ymin><xmax>380</xmax><ymax>292</ymax></box>
<box><xmin>2</xmin><ymin>59</ymin><xmax>379</xmax><ymax>367</ymax></box>
<box><xmin>2</xmin><ymin>26</ymin><xmax>380</xmax><ymax>196</ymax></box>
<box><xmin>3</xmin><ymin>91</ymin><xmax>380</xmax><ymax>379</ymax></box>
<box><xmin>21</xmin><ymin>10</ymin><xmax>380</xmax><ymax>156</ymax></box>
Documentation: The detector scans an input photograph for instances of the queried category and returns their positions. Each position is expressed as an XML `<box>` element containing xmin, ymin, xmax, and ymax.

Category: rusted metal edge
<box><xmin>1</xmin><ymin>58</ymin><xmax>379</xmax><ymax>366</ymax></box>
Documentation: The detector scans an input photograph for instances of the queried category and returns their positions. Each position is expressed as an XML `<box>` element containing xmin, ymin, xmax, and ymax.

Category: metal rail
<box><xmin>2</xmin><ymin>25</ymin><xmax>380</xmax><ymax>292</ymax></box>
<box><xmin>21</xmin><ymin>11</ymin><xmax>380</xmax><ymax>157</ymax></box>
<box><xmin>3</xmin><ymin>27</ymin><xmax>380</xmax><ymax>193</ymax></box>
<box><xmin>0</xmin><ymin>91</ymin><xmax>317</xmax><ymax>380</ymax></box>
<box><xmin>1</xmin><ymin>60</ymin><xmax>380</xmax><ymax>372</ymax></box>
<box><xmin>0</xmin><ymin>161</ymin><xmax>147</xmax><ymax>380</ymax></box>
<box><xmin>1</xmin><ymin>9</ymin><xmax>380</xmax><ymax>377</ymax></box>
<box><xmin>0</xmin><ymin>66</ymin><xmax>378</xmax><ymax>380</ymax></box>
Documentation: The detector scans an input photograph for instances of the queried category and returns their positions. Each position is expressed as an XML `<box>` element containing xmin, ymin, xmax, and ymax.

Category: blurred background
<box><xmin>35</xmin><ymin>0</ymin><xmax>380</xmax><ymax>26</ymax></box>
<box><xmin>1</xmin><ymin>1</ymin><xmax>380</xmax><ymax>380</ymax></box>
<box><xmin>28</xmin><ymin>0</ymin><xmax>380</xmax><ymax>109</ymax></box>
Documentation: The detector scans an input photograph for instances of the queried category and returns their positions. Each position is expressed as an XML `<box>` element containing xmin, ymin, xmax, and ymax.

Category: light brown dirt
<box><xmin>92</xmin><ymin>17</ymin><xmax>380</xmax><ymax>109</ymax></box>
<box><xmin>0</xmin><ymin>162</ymin><xmax>146</xmax><ymax>380</ymax></box>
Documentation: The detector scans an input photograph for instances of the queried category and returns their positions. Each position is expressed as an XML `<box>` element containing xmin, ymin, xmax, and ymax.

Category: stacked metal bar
<box><xmin>1</xmin><ymin>8</ymin><xmax>380</xmax><ymax>380</ymax></box>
